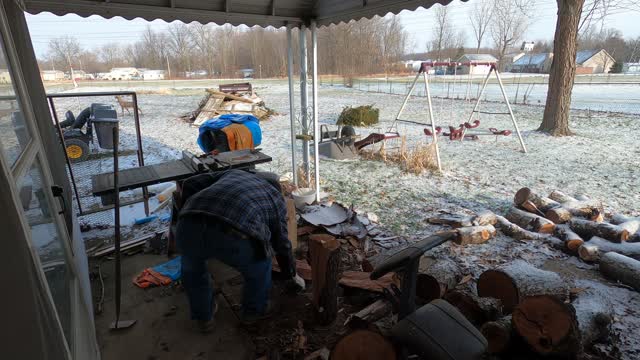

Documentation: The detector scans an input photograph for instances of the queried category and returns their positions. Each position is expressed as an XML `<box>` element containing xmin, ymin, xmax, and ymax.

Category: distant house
<box><xmin>142</xmin><ymin>70</ymin><xmax>166</xmax><ymax>80</ymax></box>
<box><xmin>69</xmin><ymin>70</ymin><xmax>86</xmax><ymax>80</ymax></box>
<box><xmin>104</xmin><ymin>67</ymin><xmax>139</xmax><ymax>80</ymax></box>
<box><xmin>503</xmin><ymin>52</ymin><xmax>525</xmax><ymax>72</ymax></box>
<box><xmin>576</xmin><ymin>49</ymin><xmax>615</xmax><ymax>74</ymax></box>
<box><xmin>622</xmin><ymin>63</ymin><xmax>640</xmax><ymax>74</ymax></box>
<box><xmin>510</xmin><ymin>53</ymin><xmax>554</xmax><ymax>73</ymax></box>
<box><xmin>0</xmin><ymin>69</ymin><xmax>11</xmax><ymax>83</ymax></box>
<box><xmin>520</xmin><ymin>41</ymin><xmax>535</xmax><ymax>52</ymax></box>
<box><xmin>456</xmin><ymin>54</ymin><xmax>498</xmax><ymax>75</ymax></box>
<box><xmin>41</xmin><ymin>70</ymin><xmax>65</xmax><ymax>81</ymax></box>
<box><xmin>239</xmin><ymin>68</ymin><xmax>255</xmax><ymax>78</ymax></box>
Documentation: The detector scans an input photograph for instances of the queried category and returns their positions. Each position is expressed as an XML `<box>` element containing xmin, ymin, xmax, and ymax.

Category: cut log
<box><xmin>330</xmin><ymin>330</ymin><xmax>396</xmax><ymax>360</ymax></box>
<box><xmin>477</xmin><ymin>260</ymin><xmax>569</xmax><ymax>314</ymax></box>
<box><xmin>495</xmin><ymin>215</ymin><xmax>565</xmax><ymax>250</ymax></box>
<box><xmin>578</xmin><ymin>237</ymin><xmax>640</xmax><ymax>262</ymax></box>
<box><xmin>512</xmin><ymin>295</ymin><xmax>580</xmax><ymax>356</ymax></box>
<box><xmin>416</xmin><ymin>257</ymin><xmax>460</xmax><ymax>302</ymax></box>
<box><xmin>309</xmin><ymin>234</ymin><xmax>341</xmax><ymax>325</ymax></box>
<box><xmin>480</xmin><ymin>315</ymin><xmax>513</xmax><ymax>354</ymax></box>
<box><xmin>569</xmin><ymin>218</ymin><xmax>629</xmax><ymax>243</ymax></box>
<box><xmin>286</xmin><ymin>198</ymin><xmax>298</xmax><ymax>249</ymax></box>
<box><xmin>618</xmin><ymin>220</ymin><xmax>640</xmax><ymax>236</ymax></box>
<box><xmin>339</xmin><ymin>271</ymin><xmax>399</xmax><ymax>293</ymax></box>
<box><xmin>505</xmin><ymin>207</ymin><xmax>555</xmax><ymax>234</ymax></box>
<box><xmin>473</xmin><ymin>210</ymin><xmax>497</xmax><ymax>226</ymax></box>
<box><xmin>571</xmin><ymin>285</ymin><xmax>613</xmax><ymax>350</ymax></box>
<box><xmin>453</xmin><ymin>225</ymin><xmax>496</xmax><ymax>245</ymax></box>
<box><xmin>514</xmin><ymin>187</ymin><xmax>560</xmax><ymax>213</ymax></box>
<box><xmin>345</xmin><ymin>299</ymin><xmax>392</xmax><ymax>328</ymax></box>
<box><xmin>599</xmin><ymin>252</ymin><xmax>640</xmax><ymax>291</ymax></box>
<box><xmin>443</xmin><ymin>290</ymin><xmax>502</xmax><ymax>326</ymax></box>
<box><xmin>545</xmin><ymin>207</ymin><xmax>573</xmax><ymax>224</ymax></box>
<box><xmin>609</xmin><ymin>214</ymin><xmax>639</xmax><ymax>225</ymax></box>
<box><xmin>554</xmin><ymin>224</ymin><xmax>584</xmax><ymax>254</ymax></box>
<box><xmin>427</xmin><ymin>213</ymin><xmax>474</xmax><ymax>228</ymax></box>
<box><xmin>548</xmin><ymin>190</ymin><xmax>579</xmax><ymax>203</ymax></box>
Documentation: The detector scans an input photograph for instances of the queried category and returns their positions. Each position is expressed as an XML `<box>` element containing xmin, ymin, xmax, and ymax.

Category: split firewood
<box><xmin>477</xmin><ymin>260</ymin><xmax>569</xmax><ymax>314</ymax></box>
<box><xmin>512</xmin><ymin>295</ymin><xmax>580</xmax><ymax>356</ymax></box>
<box><xmin>480</xmin><ymin>315</ymin><xmax>513</xmax><ymax>354</ymax></box>
<box><xmin>554</xmin><ymin>224</ymin><xmax>585</xmax><ymax>254</ymax></box>
<box><xmin>345</xmin><ymin>299</ymin><xmax>392</xmax><ymax>328</ymax></box>
<box><xmin>309</xmin><ymin>234</ymin><xmax>341</xmax><ymax>325</ymax></box>
<box><xmin>443</xmin><ymin>290</ymin><xmax>502</xmax><ymax>326</ymax></box>
<box><xmin>505</xmin><ymin>207</ymin><xmax>555</xmax><ymax>233</ymax></box>
<box><xmin>427</xmin><ymin>213</ymin><xmax>474</xmax><ymax>228</ymax></box>
<box><xmin>453</xmin><ymin>225</ymin><xmax>496</xmax><ymax>245</ymax></box>
<box><xmin>514</xmin><ymin>187</ymin><xmax>560</xmax><ymax>214</ymax></box>
<box><xmin>472</xmin><ymin>210</ymin><xmax>497</xmax><ymax>226</ymax></box>
<box><xmin>599</xmin><ymin>252</ymin><xmax>640</xmax><ymax>291</ymax></box>
<box><xmin>495</xmin><ymin>215</ymin><xmax>565</xmax><ymax>250</ymax></box>
<box><xmin>330</xmin><ymin>330</ymin><xmax>396</xmax><ymax>360</ymax></box>
<box><xmin>546</xmin><ymin>190</ymin><xmax>604</xmax><ymax>222</ymax></box>
<box><xmin>569</xmin><ymin>218</ymin><xmax>629</xmax><ymax>243</ymax></box>
<box><xmin>339</xmin><ymin>271</ymin><xmax>399</xmax><ymax>293</ymax></box>
<box><xmin>578</xmin><ymin>236</ymin><xmax>640</xmax><ymax>262</ymax></box>
<box><xmin>416</xmin><ymin>257</ymin><xmax>461</xmax><ymax>302</ymax></box>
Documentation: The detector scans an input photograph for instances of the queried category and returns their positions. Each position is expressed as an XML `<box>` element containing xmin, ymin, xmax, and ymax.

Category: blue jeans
<box><xmin>176</xmin><ymin>215</ymin><xmax>272</xmax><ymax>321</ymax></box>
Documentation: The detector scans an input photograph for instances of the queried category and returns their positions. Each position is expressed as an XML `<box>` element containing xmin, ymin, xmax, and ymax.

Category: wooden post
<box><xmin>309</xmin><ymin>234</ymin><xmax>341</xmax><ymax>325</ymax></box>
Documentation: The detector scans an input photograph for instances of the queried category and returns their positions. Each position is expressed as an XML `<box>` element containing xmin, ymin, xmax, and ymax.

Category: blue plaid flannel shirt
<box><xmin>178</xmin><ymin>170</ymin><xmax>295</xmax><ymax>277</ymax></box>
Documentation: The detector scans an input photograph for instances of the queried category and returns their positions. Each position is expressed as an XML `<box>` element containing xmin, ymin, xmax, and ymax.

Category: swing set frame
<box><xmin>389</xmin><ymin>61</ymin><xmax>528</xmax><ymax>172</ymax></box>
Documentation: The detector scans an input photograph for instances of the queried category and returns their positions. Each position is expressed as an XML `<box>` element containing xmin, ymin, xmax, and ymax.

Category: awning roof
<box><xmin>22</xmin><ymin>0</ymin><xmax>460</xmax><ymax>28</ymax></box>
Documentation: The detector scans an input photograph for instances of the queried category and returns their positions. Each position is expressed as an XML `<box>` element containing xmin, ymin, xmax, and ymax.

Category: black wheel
<box><xmin>65</xmin><ymin>138</ymin><xmax>90</xmax><ymax>162</ymax></box>
<box><xmin>341</xmin><ymin>125</ymin><xmax>356</xmax><ymax>138</ymax></box>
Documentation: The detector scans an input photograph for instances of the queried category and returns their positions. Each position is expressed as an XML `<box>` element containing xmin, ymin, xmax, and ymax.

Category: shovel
<box><xmin>109</xmin><ymin>126</ymin><xmax>136</xmax><ymax>331</ymax></box>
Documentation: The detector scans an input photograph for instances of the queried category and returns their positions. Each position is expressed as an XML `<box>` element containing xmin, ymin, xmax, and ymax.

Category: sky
<box><xmin>25</xmin><ymin>0</ymin><xmax>640</xmax><ymax>59</ymax></box>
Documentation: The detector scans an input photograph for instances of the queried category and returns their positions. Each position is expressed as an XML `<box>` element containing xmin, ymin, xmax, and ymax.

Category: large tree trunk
<box><xmin>539</xmin><ymin>0</ymin><xmax>585</xmax><ymax>136</ymax></box>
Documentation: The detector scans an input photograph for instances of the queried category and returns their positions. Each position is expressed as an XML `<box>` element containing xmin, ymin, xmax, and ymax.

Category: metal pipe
<box><xmin>494</xmin><ymin>69</ymin><xmax>527</xmax><ymax>153</ymax></box>
<box><xmin>286</xmin><ymin>26</ymin><xmax>298</xmax><ymax>186</ymax></box>
<box><xmin>131</xmin><ymin>92</ymin><xmax>150</xmax><ymax>215</ymax></box>
<box><xmin>311</xmin><ymin>21</ymin><xmax>320</xmax><ymax>202</ymax></box>
<box><xmin>48</xmin><ymin>97</ymin><xmax>83</xmax><ymax>214</ymax></box>
<box><xmin>423</xmin><ymin>72</ymin><xmax>442</xmax><ymax>172</ymax></box>
<box><xmin>388</xmin><ymin>70</ymin><xmax>421</xmax><ymax>132</ymax></box>
<box><xmin>299</xmin><ymin>25</ymin><xmax>310</xmax><ymax>185</ymax></box>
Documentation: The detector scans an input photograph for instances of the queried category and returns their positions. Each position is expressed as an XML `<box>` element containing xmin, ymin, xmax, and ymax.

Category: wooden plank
<box><xmin>194</xmin><ymin>97</ymin><xmax>224</xmax><ymax>126</ymax></box>
<box><xmin>287</xmin><ymin>198</ymin><xmax>298</xmax><ymax>249</ymax></box>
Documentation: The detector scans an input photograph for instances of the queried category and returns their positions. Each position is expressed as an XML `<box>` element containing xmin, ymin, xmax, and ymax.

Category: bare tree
<box><xmin>190</xmin><ymin>23</ymin><xmax>217</xmax><ymax>76</ymax></box>
<box><xmin>381</xmin><ymin>17</ymin><xmax>408</xmax><ymax>75</ymax></box>
<box><xmin>47</xmin><ymin>36</ymin><xmax>81</xmax><ymax>86</ymax></box>
<box><xmin>428</xmin><ymin>6</ymin><xmax>454</xmax><ymax>61</ymax></box>
<box><xmin>99</xmin><ymin>43</ymin><xmax>123</xmax><ymax>70</ymax></box>
<box><xmin>168</xmin><ymin>23</ymin><xmax>193</xmax><ymax>73</ymax></box>
<box><xmin>490</xmin><ymin>0</ymin><xmax>532</xmax><ymax>69</ymax></box>
<box><xmin>469</xmin><ymin>0</ymin><xmax>493</xmax><ymax>53</ymax></box>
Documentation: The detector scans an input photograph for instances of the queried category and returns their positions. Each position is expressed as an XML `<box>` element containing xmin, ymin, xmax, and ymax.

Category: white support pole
<box><xmin>423</xmin><ymin>71</ymin><xmax>442</xmax><ymax>172</ymax></box>
<box><xmin>286</xmin><ymin>26</ymin><xmax>298</xmax><ymax>186</ymax></box>
<box><xmin>311</xmin><ymin>21</ymin><xmax>320</xmax><ymax>201</ymax></box>
<box><xmin>461</xmin><ymin>67</ymin><xmax>493</xmax><ymax>142</ymax></box>
<box><xmin>299</xmin><ymin>25</ymin><xmax>310</xmax><ymax>185</ymax></box>
<box><xmin>388</xmin><ymin>69</ymin><xmax>421</xmax><ymax>132</ymax></box>
<box><xmin>494</xmin><ymin>69</ymin><xmax>527</xmax><ymax>153</ymax></box>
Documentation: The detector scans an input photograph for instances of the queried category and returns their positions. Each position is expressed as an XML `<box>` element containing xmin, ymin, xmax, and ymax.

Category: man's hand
<box><xmin>285</xmin><ymin>273</ymin><xmax>305</xmax><ymax>293</ymax></box>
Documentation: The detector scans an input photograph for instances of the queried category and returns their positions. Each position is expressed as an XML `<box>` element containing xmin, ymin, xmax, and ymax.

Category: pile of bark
<box><xmin>185</xmin><ymin>84</ymin><xmax>275</xmax><ymax>126</ymax></box>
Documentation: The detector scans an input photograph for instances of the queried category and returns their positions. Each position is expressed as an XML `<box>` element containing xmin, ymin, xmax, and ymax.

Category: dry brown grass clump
<box><xmin>360</xmin><ymin>136</ymin><xmax>437</xmax><ymax>174</ymax></box>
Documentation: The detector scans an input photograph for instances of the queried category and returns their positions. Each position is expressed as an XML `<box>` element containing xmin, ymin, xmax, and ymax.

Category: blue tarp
<box><xmin>151</xmin><ymin>256</ymin><xmax>182</xmax><ymax>281</ymax></box>
<box><xmin>197</xmin><ymin>114</ymin><xmax>261</xmax><ymax>152</ymax></box>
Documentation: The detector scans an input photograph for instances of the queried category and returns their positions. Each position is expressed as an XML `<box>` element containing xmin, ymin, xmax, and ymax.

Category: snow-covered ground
<box><xmin>53</xmin><ymin>82</ymin><xmax>640</xmax><ymax>357</ymax></box>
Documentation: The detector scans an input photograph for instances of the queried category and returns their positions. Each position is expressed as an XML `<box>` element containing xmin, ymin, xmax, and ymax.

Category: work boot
<box><xmin>197</xmin><ymin>301</ymin><xmax>219</xmax><ymax>334</ymax></box>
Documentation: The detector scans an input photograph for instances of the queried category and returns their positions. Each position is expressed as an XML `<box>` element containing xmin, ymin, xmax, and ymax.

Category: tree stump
<box><xmin>309</xmin><ymin>234</ymin><xmax>341</xmax><ymax>325</ymax></box>
<box><xmin>330</xmin><ymin>330</ymin><xmax>396</xmax><ymax>360</ymax></box>
<box><xmin>477</xmin><ymin>260</ymin><xmax>569</xmax><ymax>314</ymax></box>
<box><xmin>512</xmin><ymin>295</ymin><xmax>580</xmax><ymax>356</ymax></box>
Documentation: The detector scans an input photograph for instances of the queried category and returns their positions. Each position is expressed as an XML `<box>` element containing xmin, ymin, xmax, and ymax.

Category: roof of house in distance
<box><xmin>513</xmin><ymin>53</ymin><xmax>552</xmax><ymax>66</ymax></box>
<box><xmin>459</xmin><ymin>54</ymin><xmax>498</xmax><ymax>63</ymax></box>
<box><xmin>576</xmin><ymin>50</ymin><xmax>600</xmax><ymax>64</ymax></box>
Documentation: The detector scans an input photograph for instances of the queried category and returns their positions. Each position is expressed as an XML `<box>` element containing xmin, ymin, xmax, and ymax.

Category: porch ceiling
<box><xmin>22</xmin><ymin>0</ymin><xmax>462</xmax><ymax>28</ymax></box>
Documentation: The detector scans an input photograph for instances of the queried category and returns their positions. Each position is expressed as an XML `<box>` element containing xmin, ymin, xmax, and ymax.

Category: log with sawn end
<box><xmin>578</xmin><ymin>236</ymin><xmax>640</xmax><ymax>262</ymax></box>
<box><xmin>505</xmin><ymin>207</ymin><xmax>555</xmax><ymax>233</ymax></box>
<box><xmin>454</xmin><ymin>225</ymin><xmax>496</xmax><ymax>245</ymax></box>
<box><xmin>514</xmin><ymin>187</ymin><xmax>560</xmax><ymax>214</ymax></box>
<box><xmin>569</xmin><ymin>218</ymin><xmax>629</xmax><ymax>243</ymax></box>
